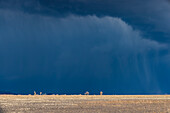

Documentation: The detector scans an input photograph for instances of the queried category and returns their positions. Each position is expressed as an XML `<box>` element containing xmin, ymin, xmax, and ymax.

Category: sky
<box><xmin>0</xmin><ymin>0</ymin><xmax>170</xmax><ymax>95</ymax></box>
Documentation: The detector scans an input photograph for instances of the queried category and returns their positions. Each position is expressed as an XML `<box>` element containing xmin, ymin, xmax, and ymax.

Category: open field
<box><xmin>0</xmin><ymin>95</ymin><xmax>170</xmax><ymax>113</ymax></box>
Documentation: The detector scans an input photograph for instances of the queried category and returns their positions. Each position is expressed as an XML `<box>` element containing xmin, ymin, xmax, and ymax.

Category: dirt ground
<box><xmin>0</xmin><ymin>95</ymin><xmax>170</xmax><ymax>113</ymax></box>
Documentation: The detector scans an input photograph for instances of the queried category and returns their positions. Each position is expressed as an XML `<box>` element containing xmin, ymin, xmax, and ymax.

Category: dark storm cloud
<box><xmin>0</xmin><ymin>0</ymin><xmax>170</xmax><ymax>94</ymax></box>
<box><xmin>1</xmin><ymin>0</ymin><xmax>170</xmax><ymax>43</ymax></box>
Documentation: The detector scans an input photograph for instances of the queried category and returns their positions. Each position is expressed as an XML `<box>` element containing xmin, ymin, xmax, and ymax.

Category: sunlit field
<box><xmin>0</xmin><ymin>95</ymin><xmax>170</xmax><ymax>112</ymax></box>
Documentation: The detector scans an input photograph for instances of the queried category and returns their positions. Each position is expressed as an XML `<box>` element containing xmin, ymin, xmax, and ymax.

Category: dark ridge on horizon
<box><xmin>0</xmin><ymin>91</ymin><xmax>17</xmax><ymax>95</ymax></box>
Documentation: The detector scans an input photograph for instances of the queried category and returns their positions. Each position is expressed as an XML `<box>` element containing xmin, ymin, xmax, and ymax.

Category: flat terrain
<box><xmin>0</xmin><ymin>95</ymin><xmax>170</xmax><ymax>113</ymax></box>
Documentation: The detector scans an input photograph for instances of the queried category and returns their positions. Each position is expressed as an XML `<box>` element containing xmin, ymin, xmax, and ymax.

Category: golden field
<box><xmin>0</xmin><ymin>95</ymin><xmax>170</xmax><ymax>113</ymax></box>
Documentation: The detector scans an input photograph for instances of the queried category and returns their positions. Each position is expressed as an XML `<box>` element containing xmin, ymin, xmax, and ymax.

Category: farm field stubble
<box><xmin>0</xmin><ymin>95</ymin><xmax>170</xmax><ymax>113</ymax></box>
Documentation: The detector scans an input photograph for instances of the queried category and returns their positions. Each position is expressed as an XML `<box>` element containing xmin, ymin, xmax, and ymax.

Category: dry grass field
<box><xmin>0</xmin><ymin>95</ymin><xmax>170</xmax><ymax>113</ymax></box>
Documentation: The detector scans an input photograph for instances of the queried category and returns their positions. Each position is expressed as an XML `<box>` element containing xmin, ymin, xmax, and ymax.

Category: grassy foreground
<box><xmin>0</xmin><ymin>95</ymin><xmax>170</xmax><ymax>113</ymax></box>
